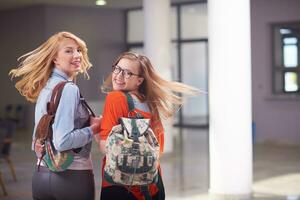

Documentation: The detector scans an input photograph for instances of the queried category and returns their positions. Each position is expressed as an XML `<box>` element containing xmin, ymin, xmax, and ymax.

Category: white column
<box><xmin>143</xmin><ymin>0</ymin><xmax>173</xmax><ymax>153</ymax></box>
<box><xmin>208</xmin><ymin>0</ymin><xmax>253</xmax><ymax>199</ymax></box>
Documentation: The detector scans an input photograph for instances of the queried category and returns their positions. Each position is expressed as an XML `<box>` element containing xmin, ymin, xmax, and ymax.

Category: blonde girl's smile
<box><xmin>71</xmin><ymin>59</ymin><xmax>81</xmax><ymax>68</ymax></box>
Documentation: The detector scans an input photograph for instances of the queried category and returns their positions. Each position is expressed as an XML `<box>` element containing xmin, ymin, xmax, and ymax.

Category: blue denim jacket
<box><xmin>33</xmin><ymin>68</ymin><xmax>93</xmax><ymax>170</ymax></box>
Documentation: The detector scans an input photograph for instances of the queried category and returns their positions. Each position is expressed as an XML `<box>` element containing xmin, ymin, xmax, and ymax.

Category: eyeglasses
<box><xmin>112</xmin><ymin>65</ymin><xmax>140</xmax><ymax>79</ymax></box>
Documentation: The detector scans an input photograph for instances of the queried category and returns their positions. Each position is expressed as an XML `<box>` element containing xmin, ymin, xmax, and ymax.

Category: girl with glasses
<box><xmin>98</xmin><ymin>52</ymin><xmax>199</xmax><ymax>200</ymax></box>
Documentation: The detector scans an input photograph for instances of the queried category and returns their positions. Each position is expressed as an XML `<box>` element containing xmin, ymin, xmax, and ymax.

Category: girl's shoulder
<box><xmin>63</xmin><ymin>81</ymin><xmax>78</xmax><ymax>90</ymax></box>
<box><xmin>106</xmin><ymin>91</ymin><xmax>126</xmax><ymax>98</ymax></box>
<box><xmin>60</xmin><ymin>82</ymin><xmax>79</xmax><ymax>97</ymax></box>
<box><xmin>105</xmin><ymin>91</ymin><xmax>127</xmax><ymax>104</ymax></box>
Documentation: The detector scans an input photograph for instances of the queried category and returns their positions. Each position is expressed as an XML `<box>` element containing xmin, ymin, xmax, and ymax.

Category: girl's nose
<box><xmin>74</xmin><ymin>50</ymin><xmax>81</xmax><ymax>58</ymax></box>
<box><xmin>116</xmin><ymin>71</ymin><xmax>124</xmax><ymax>79</ymax></box>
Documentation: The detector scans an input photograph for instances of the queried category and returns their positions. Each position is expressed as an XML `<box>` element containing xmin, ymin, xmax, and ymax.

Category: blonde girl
<box><xmin>10</xmin><ymin>31</ymin><xmax>100</xmax><ymax>200</ymax></box>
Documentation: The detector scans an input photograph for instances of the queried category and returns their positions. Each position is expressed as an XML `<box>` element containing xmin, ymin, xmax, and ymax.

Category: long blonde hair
<box><xmin>9</xmin><ymin>31</ymin><xmax>92</xmax><ymax>102</ymax></box>
<box><xmin>102</xmin><ymin>51</ymin><xmax>199</xmax><ymax>120</ymax></box>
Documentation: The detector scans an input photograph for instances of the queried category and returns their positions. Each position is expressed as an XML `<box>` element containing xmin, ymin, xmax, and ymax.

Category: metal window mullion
<box><xmin>281</xmin><ymin>34</ymin><xmax>285</xmax><ymax>93</ymax></box>
<box><xmin>177</xmin><ymin>4</ymin><xmax>183</xmax><ymax>128</ymax></box>
<box><xmin>297</xmin><ymin>35</ymin><xmax>300</xmax><ymax>92</ymax></box>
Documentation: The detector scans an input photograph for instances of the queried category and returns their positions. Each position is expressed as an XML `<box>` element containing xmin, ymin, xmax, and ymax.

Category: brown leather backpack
<box><xmin>34</xmin><ymin>81</ymin><xmax>95</xmax><ymax>172</ymax></box>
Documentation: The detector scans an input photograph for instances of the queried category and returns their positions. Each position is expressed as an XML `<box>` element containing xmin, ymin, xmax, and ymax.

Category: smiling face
<box><xmin>112</xmin><ymin>58</ymin><xmax>144</xmax><ymax>92</ymax></box>
<box><xmin>53</xmin><ymin>38</ymin><xmax>82</xmax><ymax>77</ymax></box>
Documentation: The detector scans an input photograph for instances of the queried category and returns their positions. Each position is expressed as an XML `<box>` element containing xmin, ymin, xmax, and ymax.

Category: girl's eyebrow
<box><xmin>64</xmin><ymin>46</ymin><xmax>80</xmax><ymax>49</ymax></box>
<box><xmin>116</xmin><ymin>65</ymin><xmax>131</xmax><ymax>71</ymax></box>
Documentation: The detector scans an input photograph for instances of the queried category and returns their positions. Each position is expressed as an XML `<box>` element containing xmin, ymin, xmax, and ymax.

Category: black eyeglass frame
<box><xmin>112</xmin><ymin>65</ymin><xmax>141</xmax><ymax>79</ymax></box>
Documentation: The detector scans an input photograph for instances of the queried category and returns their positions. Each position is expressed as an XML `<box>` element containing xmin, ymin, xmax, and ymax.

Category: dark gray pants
<box><xmin>32</xmin><ymin>166</ymin><xmax>95</xmax><ymax>200</ymax></box>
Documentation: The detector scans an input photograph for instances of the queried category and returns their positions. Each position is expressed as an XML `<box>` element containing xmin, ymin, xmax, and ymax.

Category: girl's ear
<box><xmin>53</xmin><ymin>58</ymin><xmax>58</xmax><ymax>65</ymax></box>
<box><xmin>137</xmin><ymin>77</ymin><xmax>144</xmax><ymax>86</ymax></box>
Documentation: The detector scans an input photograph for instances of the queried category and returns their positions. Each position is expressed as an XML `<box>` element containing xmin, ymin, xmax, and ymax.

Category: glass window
<box><xmin>273</xmin><ymin>24</ymin><xmax>300</xmax><ymax>94</ymax></box>
<box><xmin>283</xmin><ymin>36</ymin><xmax>298</xmax><ymax>68</ymax></box>
<box><xmin>181</xmin><ymin>42</ymin><xmax>208</xmax><ymax>125</ymax></box>
<box><xmin>280</xmin><ymin>28</ymin><xmax>292</xmax><ymax>34</ymax></box>
<box><xmin>180</xmin><ymin>4</ymin><xmax>208</xmax><ymax>39</ymax></box>
<box><xmin>284</xmin><ymin>72</ymin><xmax>298</xmax><ymax>92</ymax></box>
<box><xmin>126</xmin><ymin>3</ymin><xmax>209</xmax><ymax>126</ymax></box>
<box><xmin>171</xmin><ymin>7</ymin><xmax>178</xmax><ymax>40</ymax></box>
<box><xmin>171</xmin><ymin>43</ymin><xmax>179</xmax><ymax>81</ymax></box>
<box><xmin>171</xmin><ymin>43</ymin><xmax>179</xmax><ymax>124</ymax></box>
<box><xmin>127</xmin><ymin>10</ymin><xmax>144</xmax><ymax>43</ymax></box>
<box><xmin>127</xmin><ymin>7</ymin><xmax>177</xmax><ymax>43</ymax></box>
<box><xmin>283</xmin><ymin>44</ymin><xmax>298</xmax><ymax>67</ymax></box>
<box><xmin>283</xmin><ymin>37</ymin><xmax>297</xmax><ymax>44</ymax></box>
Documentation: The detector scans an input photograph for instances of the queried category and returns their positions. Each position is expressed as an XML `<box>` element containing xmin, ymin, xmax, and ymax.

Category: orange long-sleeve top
<box><xmin>99</xmin><ymin>91</ymin><xmax>164</xmax><ymax>200</ymax></box>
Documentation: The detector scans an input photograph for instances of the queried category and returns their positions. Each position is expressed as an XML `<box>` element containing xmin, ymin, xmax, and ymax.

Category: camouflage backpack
<box><xmin>104</xmin><ymin>93</ymin><xmax>160</xmax><ymax>192</ymax></box>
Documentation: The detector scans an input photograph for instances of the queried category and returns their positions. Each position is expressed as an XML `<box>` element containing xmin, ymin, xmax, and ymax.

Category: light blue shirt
<box><xmin>33</xmin><ymin>68</ymin><xmax>93</xmax><ymax>170</ymax></box>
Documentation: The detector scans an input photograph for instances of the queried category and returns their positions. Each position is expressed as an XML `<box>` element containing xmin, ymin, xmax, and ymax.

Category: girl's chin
<box><xmin>74</xmin><ymin>66</ymin><xmax>81</xmax><ymax>71</ymax></box>
<box><xmin>113</xmin><ymin>83</ymin><xmax>125</xmax><ymax>90</ymax></box>
<box><xmin>113</xmin><ymin>86</ymin><xmax>124</xmax><ymax>91</ymax></box>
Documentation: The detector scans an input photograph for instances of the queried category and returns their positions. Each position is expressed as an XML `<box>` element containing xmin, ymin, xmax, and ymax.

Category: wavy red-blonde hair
<box><xmin>9</xmin><ymin>31</ymin><xmax>92</xmax><ymax>102</ymax></box>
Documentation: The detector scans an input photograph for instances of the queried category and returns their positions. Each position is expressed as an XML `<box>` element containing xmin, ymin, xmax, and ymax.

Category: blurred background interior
<box><xmin>0</xmin><ymin>0</ymin><xmax>300</xmax><ymax>199</ymax></box>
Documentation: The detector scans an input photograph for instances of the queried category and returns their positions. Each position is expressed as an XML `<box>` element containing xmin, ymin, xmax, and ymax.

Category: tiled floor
<box><xmin>0</xmin><ymin>128</ymin><xmax>299</xmax><ymax>200</ymax></box>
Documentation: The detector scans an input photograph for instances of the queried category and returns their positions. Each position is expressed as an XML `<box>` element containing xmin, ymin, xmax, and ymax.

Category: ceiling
<box><xmin>0</xmin><ymin>0</ymin><xmax>202</xmax><ymax>11</ymax></box>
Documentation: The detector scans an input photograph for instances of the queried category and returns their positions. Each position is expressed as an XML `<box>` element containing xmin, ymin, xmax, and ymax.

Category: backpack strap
<box><xmin>47</xmin><ymin>81</ymin><xmax>69</xmax><ymax>115</ymax></box>
<box><xmin>80</xmin><ymin>94</ymin><xmax>96</xmax><ymax>117</ymax></box>
<box><xmin>37</xmin><ymin>81</ymin><xmax>68</xmax><ymax>171</ymax></box>
<box><xmin>125</xmin><ymin>93</ymin><xmax>144</xmax><ymax>119</ymax></box>
<box><xmin>47</xmin><ymin>81</ymin><xmax>96</xmax><ymax>117</ymax></box>
<box><xmin>125</xmin><ymin>93</ymin><xmax>135</xmax><ymax>112</ymax></box>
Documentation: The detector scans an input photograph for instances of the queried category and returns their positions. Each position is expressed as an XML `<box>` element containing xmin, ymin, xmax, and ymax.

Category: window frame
<box><xmin>272</xmin><ymin>23</ymin><xmax>300</xmax><ymax>94</ymax></box>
